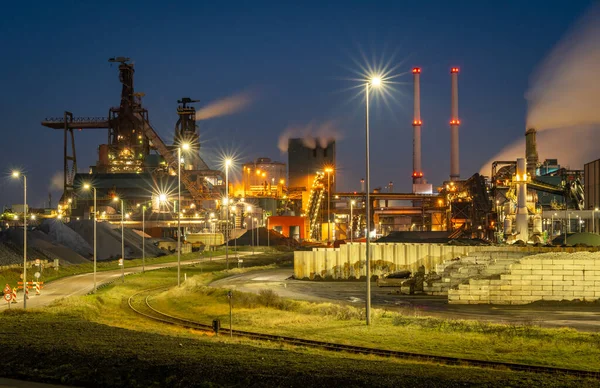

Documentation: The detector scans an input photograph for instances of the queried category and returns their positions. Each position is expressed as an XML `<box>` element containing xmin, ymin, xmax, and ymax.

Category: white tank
<box><xmin>504</xmin><ymin>217</ymin><xmax>512</xmax><ymax>235</ymax></box>
<box><xmin>533</xmin><ymin>215</ymin><xmax>543</xmax><ymax>235</ymax></box>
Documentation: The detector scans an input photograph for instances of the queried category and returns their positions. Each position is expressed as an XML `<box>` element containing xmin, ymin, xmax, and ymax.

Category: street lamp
<box><xmin>350</xmin><ymin>200</ymin><xmax>356</xmax><ymax>243</ymax></box>
<box><xmin>177</xmin><ymin>142</ymin><xmax>190</xmax><ymax>286</ymax></box>
<box><xmin>113</xmin><ymin>196</ymin><xmax>125</xmax><ymax>282</ymax></box>
<box><xmin>364</xmin><ymin>75</ymin><xmax>381</xmax><ymax>326</ymax></box>
<box><xmin>225</xmin><ymin>158</ymin><xmax>232</xmax><ymax>270</ymax></box>
<box><xmin>325</xmin><ymin>166</ymin><xmax>334</xmax><ymax>244</ymax></box>
<box><xmin>83</xmin><ymin>183</ymin><xmax>97</xmax><ymax>293</ymax></box>
<box><xmin>247</xmin><ymin>206</ymin><xmax>254</xmax><ymax>255</ymax></box>
<box><xmin>594</xmin><ymin>208</ymin><xmax>598</xmax><ymax>234</ymax></box>
<box><xmin>12</xmin><ymin>171</ymin><xmax>27</xmax><ymax>309</ymax></box>
<box><xmin>141</xmin><ymin>204</ymin><xmax>147</xmax><ymax>273</ymax></box>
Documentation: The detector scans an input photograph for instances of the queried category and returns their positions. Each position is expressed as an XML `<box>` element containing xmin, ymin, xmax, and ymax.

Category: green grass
<box><xmin>2</xmin><ymin>311</ymin><xmax>593</xmax><ymax>388</ymax></box>
<box><xmin>0</xmin><ymin>247</ymin><xmax>238</xmax><ymax>288</ymax></box>
<box><xmin>147</xmin><ymin>273</ymin><xmax>600</xmax><ymax>373</ymax></box>
<box><xmin>2</xmin><ymin>251</ymin><xmax>599</xmax><ymax>386</ymax></box>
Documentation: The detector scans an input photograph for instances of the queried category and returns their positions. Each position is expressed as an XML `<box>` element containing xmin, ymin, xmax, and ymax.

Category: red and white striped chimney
<box><xmin>412</xmin><ymin>67</ymin><xmax>423</xmax><ymax>185</ymax></box>
<box><xmin>450</xmin><ymin>67</ymin><xmax>460</xmax><ymax>181</ymax></box>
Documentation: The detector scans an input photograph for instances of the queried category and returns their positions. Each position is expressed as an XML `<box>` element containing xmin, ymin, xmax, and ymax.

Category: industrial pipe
<box><xmin>516</xmin><ymin>158</ymin><xmax>529</xmax><ymax>242</ymax></box>
<box><xmin>412</xmin><ymin>68</ymin><xmax>423</xmax><ymax>186</ymax></box>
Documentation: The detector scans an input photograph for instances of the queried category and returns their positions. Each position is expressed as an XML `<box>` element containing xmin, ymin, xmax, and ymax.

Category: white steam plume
<box><xmin>277</xmin><ymin>120</ymin><xmax>342</xmax><ymax>152</ymax></box>
<box><xmin>482</xmin><ymin>4</ymin><xmax>600</xmax><ymax>174</ymax></box>
<box><xmin>50</xmin><ymin>171</ymin><xmax>63</xmax><ymax>191</ymax></box>
<box><xmin>195</xmin><ymin>90</ymin><xmax>256</xmax><ymax>120</ymax></box>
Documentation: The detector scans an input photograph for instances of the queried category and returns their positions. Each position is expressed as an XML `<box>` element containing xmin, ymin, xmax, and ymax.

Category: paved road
<box><xmin>211</xmin><ymin>268</ymin><xmax>600</xmax><ymax>332</ymax></box>
<box><xmin>1</xmin><ymin>254</ymin><xmax>236</xmax><ymax>311</ymax></box>
<box><xmin>0</xmin><ymin>378</ymin><xmax>74</xmax><ymax>388</ymax></box>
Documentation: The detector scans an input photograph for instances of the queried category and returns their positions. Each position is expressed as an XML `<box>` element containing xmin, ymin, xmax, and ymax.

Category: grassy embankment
<box><xmin>149</xmin><ymin>271</ymin><xmax>600</xmax><ymax>373</ymax></box>
<box><xmin>0</xmin><ymin>246</ymin><xmax>265</xmax><ymax>287</ymax></box>
<box><xmin>0</xmin><ymin>251</ymin><xmax>598</xmax><ymax>387</ymax></box>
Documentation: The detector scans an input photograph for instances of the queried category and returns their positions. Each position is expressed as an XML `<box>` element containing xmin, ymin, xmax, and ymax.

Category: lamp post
<box><xmin>225</xmin><ymin>159</ymin><xmax>232</xmax><ymax>270</ymax></box>
<box><xmin>247</xmin><ymin>206</ymin><xmax>254</xmax><ymax>255</ymax></box>
<box><xmin>255</xmin><ymin>217</ymin><xmax>259</xmax><ymax>248</ymax></box>
<box><xmin>364</xmin><ymin>76</ymin><xmax>381</xmax><ymax>326</ymax></box>
<box><xmin>551</xmin><ymin>213</ymin><xmax>556</xmax><ymax>240</ymax></box>
<box><xmin>325</xmin><ymin>167</ymin><xmax>334</xmax><ymax>244</ymax></box>
<box><xmin>12</xmin><ymin>171</ymin><xmax>27</xmax><ymax>308</ymax></box>
<box><xmin>142</xmin><ymin>205</ymin><xmax>146</xmax><ymax>273</ymax></box>
<box><xmin>113</xmin><ymin>197</ymin><xmax>125</xmax><ymax>283</ymax></box>
<box><xmin>83</xmin><ymin>184</ymin><xmax>97</xmax><ymax>292</ymax></box>
<box><xmin>177</xmin><ymin>142</ymin><xmax>190</xmax><ymax>286</ymax></box>
<box><xmin>594</xmin><ymin>208</ymin><xmax>598</xmax><ymax>234</ymax></box>
<box><xmin>350</xmin><ymin>200</ymin><xmax>355</xmax><ymax>243</ymax></box>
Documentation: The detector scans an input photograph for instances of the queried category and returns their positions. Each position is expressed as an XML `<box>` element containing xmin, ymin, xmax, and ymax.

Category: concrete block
<box><xmin>531</xmin><ymin>290</ymin><xmax>552</xmax><ymax>296</ymax></box>
<box><xmin>522</xmin><ymin>285</ymin><xmax>543</xmax><ymax>291</ymax></box>
<box><xmin>573</xmin><ymin>259</ymin><xmax>590</xmax><ymax>266</ymax></box>
<box><xmin>511</xmin><ymin>269</ymin><xmax>531</xmax><ymax>275</ymax></box>
<box><xmin>553</xmin><ymin>280</ymin><xmax>573</xmax><ymax>287</ymax></box>
<box><xmin>544</xmin><ymin>275</ymin><xmax>564</xmax><ymax>281</ymax></box>
<box><xmin>544</xmin><ymin>285</ymin><xmax>559</xmax><ymax>291</ymax></box>
<box><xmin>564</xmin><ymin>275</ymin><xmax>584</xmax><ymax>281</ymax></box>
<box><xmin>449</xmin><ymin>299</ymin><xmax>470</xmax><ymax>304</ymax></box>
<box><xmin>501</xmin><ymin>285</ymin><xmax>518</xmax><ymax>291</ymax></box>
<box><xmin>489</xmin><ymin>299</ymin><xmax>512</xmax><ymax>305</ymax></box>
<box><xmin>563</xmin><ymin>286</ymin><xmax>585</xmax><ymax>292</ymax></box>
<box><xmin>460</xmin><ymin>295</ymin><xmax>480</xmax><ymax>301</ymax></box>
<box><xmin>522</xmin><ymin>275</ymin><xmax>543</xmax><ymax>281</ymax></box>
<box><xmin>513</xmin><ymin>291</ymin><xmax>531</xmax><ymax>296</ymax></box>
<box><xmin>531</xmin><ymin>280</ymin><xmax>553</xmax><ymax>286</ymax></box>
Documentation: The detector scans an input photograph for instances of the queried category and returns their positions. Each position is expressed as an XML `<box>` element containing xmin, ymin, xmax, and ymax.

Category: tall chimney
<box><xmin>525</xmin><ymin>128</ymin><xmax>538</xmax><ymax>178</ymax></box>
<box><xmin>450</xmin><ymin>67</ymin><xmax>460</xmax><ymax>181</ymax></box>
<box><xmin>412</xmin><ymin>67</ymin><xmax>423</xmax><ymax>185</ymax></box>
<box><xmin>515</xmin><ymin>157</ymin><xmax>529</xmax><ymax>242</ymax></box>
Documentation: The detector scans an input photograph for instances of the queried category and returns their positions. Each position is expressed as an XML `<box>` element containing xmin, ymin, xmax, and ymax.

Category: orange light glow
<box><xmin>412</xmin><ymin>120</ymin><xmax>422</xmax><ymax>126</ymax></box>
<box><xmin>412</xmin><ymin>67</ymin><xmax>421</xmax><ymax>74</ymax></box>
<box><xmin>451</xmin><ymin>67</ymin><xmax>459</xmax><ymax>73</ymax></box>
<box><xmin>450</xmin><ymin>119</ymin><xmax>461</xmax><ymax>125</ymax></box>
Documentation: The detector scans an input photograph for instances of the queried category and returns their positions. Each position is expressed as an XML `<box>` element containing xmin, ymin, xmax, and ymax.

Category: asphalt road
<box><xmin>211</xmin><ymin>268</ymin><xmax>600</xmax><ymax>332</ymax></box>
<box><xmin>0</xmin><ymin>254</ymin><xmax>235</xmax><ymax>311</ymax></box>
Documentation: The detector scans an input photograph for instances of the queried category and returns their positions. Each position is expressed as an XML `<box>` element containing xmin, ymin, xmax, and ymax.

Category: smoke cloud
<box><xmin>50</xmin><ymin>171</ymin><xmax>63</xmax><ymax>191</ymax></box>
<box><xmin>277</xmin><ymin>121</ymin><xmax>342</xmax><ymax>152</ymax></box>
<box><xmin>482</xmin><ymin>4</ymin><xmax>600</xmax><ymax>175</ymax></box>
<box><xmin>195</xmin><ymin>90</ymin><xmax>256</xmax><ymax>120</ymax></box>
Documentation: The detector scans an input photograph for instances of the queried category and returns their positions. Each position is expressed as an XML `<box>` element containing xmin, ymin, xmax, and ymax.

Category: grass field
<box><xmin>1</xmin><ymin>251</ymin><xmax>599</xmax><ymax>387</ymax></box>
<box><xmin>148</xmin><ymin>269</ymin><xmax>600</xmax><ymax>372</ymax></box>
<box><xmin>0</xmin><ymin>246</ymin><xmax>257</xmax><ymax>287</ymax></box>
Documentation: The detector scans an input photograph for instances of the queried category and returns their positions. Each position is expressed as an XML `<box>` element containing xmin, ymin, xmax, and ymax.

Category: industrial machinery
<box><xmin>306</xmin><ymin>172</ymin><xmax>326</xmax><ymax>240</ymax></box>
<box><xmin>42</xmin><ymin>57</ymin><xmax>223</xmax><ymax>210</ymax></box>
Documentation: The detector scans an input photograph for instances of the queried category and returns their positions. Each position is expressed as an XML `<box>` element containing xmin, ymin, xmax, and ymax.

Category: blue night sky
<box><xmin>0</xmin><ymin>0</ymin><xmax>595</xmax><ymax>207</ymax></box>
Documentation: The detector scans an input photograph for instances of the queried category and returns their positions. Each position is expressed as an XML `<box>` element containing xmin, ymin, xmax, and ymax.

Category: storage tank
<box><xmin>533</xmin><ymin>214</ymin><xmax>543</xmax><ymax>235</ymax></box>
<box><xmin>504</xmin><ymin>217</ymin><xmax>512</xmax><ymax>235</ymax></box>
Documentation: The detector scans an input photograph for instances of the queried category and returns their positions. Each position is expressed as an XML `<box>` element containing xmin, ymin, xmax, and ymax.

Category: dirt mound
<box><xmin>0</xmin><ymin>228</ymin><xmax>89</xmax><ymax>266</ymax></box>
<box><xmin>226</xmin><ymin>227</ymin><xmax>299</xmax><ymax>247</ymax></box>
<box><xmin>38</xmin><ymin>219</ymin><xmax>93</xmax><ymax>258</ymax></box>
<box><xmin>67</xmin><ymin>220</ymin><xmax>165</xmax><ymax>260</ymax></box>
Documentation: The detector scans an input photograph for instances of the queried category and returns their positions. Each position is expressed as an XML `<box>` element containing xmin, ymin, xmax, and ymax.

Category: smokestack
<box><xmin>525</xmin><ymin>128</ymin><xmax>538</xmax><ymax>178</ymax></box>
<box><xmin>412</xmin><ymin>67</ymin><xmax>423</xmax><ymax>185</ymax></box>
<box><xmin>450</xmin><ymin>67</ymin><xmax>460</xmax><ymax>181</ymax></box>
<box><xmin>515</xmin><ymin>157</ymin><xmax>529</xmax><ymax>242</ymax></box>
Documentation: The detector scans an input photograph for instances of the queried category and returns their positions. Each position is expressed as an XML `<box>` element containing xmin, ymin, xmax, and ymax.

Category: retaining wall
<box><xmin>448</xmin><ymin>251</ymin><xmax>600</xmax><ymax>304</ymax></box>
<box><xmin>294</xmin><ymin>243</ymin><xmax>600</xmax><ymax>280</ymax></box>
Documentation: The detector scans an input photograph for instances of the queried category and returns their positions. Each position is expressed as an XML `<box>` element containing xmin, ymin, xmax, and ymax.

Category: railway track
<box><xmin>128</xmin><ymin>287</ymin><xmax>600</xmax><ymax>380</ymax></box>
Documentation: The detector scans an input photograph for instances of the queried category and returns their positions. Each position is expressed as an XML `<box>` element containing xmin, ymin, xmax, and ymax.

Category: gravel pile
<box><xmin>227</xmin><ymin>227</ymin><xmax>299</xmax><ymax>247</ymax></box>
<box><xmin>38</xmin><ymin>219</ymin><xmax>93</xmax><ymax>258</ymax></box>
<box><xmin>67</xmin><ymin>220</ymin><xmax>164</xmax><ymax>260</ymax></box>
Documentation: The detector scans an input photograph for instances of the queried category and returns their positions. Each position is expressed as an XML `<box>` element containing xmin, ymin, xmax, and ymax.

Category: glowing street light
<box><xmin>82</xmin><ymin>183</ymin><xmax>97</xmax><ymax>293</ymax></box>
<box><xmin>364</xmin><ymin>75</ymin><xmax>382</xmax><ymax>326</ymax></box>
<box><xmin>225</xmin><ymin>158</ymin><xmax>232</xmax><ymax>270</ymax></box>
<box><xmin>12</xmin><ymin>170</ymin><xmax>27</xmax><ymax>309</ymax></box>
<box><xmin>113</xmin><ymin>196</ymin><xmax>125</xmax><ymax>282</ymax></box>
<box><xmin>177</xmin><ymin>141</ymin><xmax>190</xmax><ymax>287</ymax></box>
<box><xmin>247</xmin><ymin>206</ymin><xmax>254</xmax><ymax>255</ymax></box>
